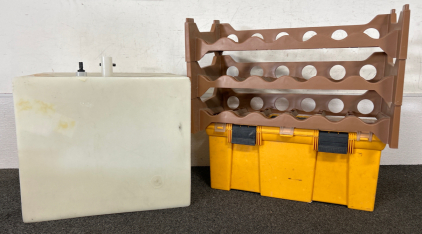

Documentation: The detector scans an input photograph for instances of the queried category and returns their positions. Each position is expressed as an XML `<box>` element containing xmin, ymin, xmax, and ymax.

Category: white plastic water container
<box><xmin>13</xmin><ymin>73</ymin><xmax>191</xmax><ymax>222</ymax></box>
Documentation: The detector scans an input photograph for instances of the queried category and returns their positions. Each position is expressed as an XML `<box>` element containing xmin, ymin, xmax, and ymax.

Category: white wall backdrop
<box><xmin>1</xmin><ymin>0</ymin><xmax>422</xmax><ymax>167</ymax></box>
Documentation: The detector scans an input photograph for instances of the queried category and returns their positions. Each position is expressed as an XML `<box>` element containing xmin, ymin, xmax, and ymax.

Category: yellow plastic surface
<box><xmin>231</xmin><ymin>144</ymin><xmax>260</xmax><ymax>193</ymax></box>
<box><xmin>313</xmin><ymin>135</ymin><xmax>385</xmax><ymax>211</ymax></box>
<box><xmin>260</xmin><ymin>141</ymin><xmax>316</xmax><ymax>202</ymax></box>
<box><xmin>348</xmin><ymin>149</ymin><xmax>382</xmax><ymax>211</ymax></box>
<box><xmin>313</xmin><ymin>152</ymin><xmax>349</xmax><ymax>205</ymax></box>
<box><xmin>260</xmin><ymin>126</ymin><xmax>317</xmax><ymax>202</ymax></box>
<box><xmin>208</xmin><ymin>135</ymin><xmax>232</xmax><ymax>190</ymax></box>
<box><xmin>206</xmin><ymin>123</ymin><xmax>386</xmax><ymax>211</ymax></box>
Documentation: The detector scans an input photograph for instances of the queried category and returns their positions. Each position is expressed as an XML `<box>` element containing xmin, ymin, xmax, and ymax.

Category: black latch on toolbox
<box><xmin>231</xmin><ymin>125</ymin><xmax>256</xmax><ymax>146</ymax></box>
<box><xmin>318</xmin><ymin>131</ymin><xmax>349</xmax><ymax>154</ymax></box>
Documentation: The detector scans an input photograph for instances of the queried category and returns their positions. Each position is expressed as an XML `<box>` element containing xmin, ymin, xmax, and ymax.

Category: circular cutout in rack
<box><xmin>250</xmin><ymin>66</ymin><xmax>264</xmax><ymax>76</ymax></box>
<box><xmin>364</xmin><ymin>28</ymin><xmax>380</xmax><ymax>39</ymax></box>
<box><xmin>275</xmin><ymin>65</ymin><xmax>289</xmax><ymax>77</ymax></box>
<box><xmin>328</xmin><ymin>98</ymin><xmax>344</xmax><ymax>113</ymax></box>
<box><xmin>303</xmin><ymin>31</ymin><xmax>317</xmax><ymax>41</ymax></box>
<box><xmin>226</xmin><ymin>66</ymin><xmax>239</xmax><ymax>77</ymax></box>
<box><xmin>359</xmin><ymin>65</ymin><xmax>377</xmax><ymax>80</ymax></box>
<box><xmin>251</xmin><ymin>97</ymin><xmax>264</xmax><ymax>110</ymax></box>
<box><xmin>251</xmin><ymin>33</ymin><xmax>264</xmax><ymax>40</ymax></box>
<box><xmin>227</xmin><ymin>34</ymin><xmax>239</xmax><ymax>42</ymax></box>
<box><xmin>275</xmin><ymin>32</ymin><xmax>289</xmax><ymax>40</ymax></box>
<box><xmin>301</xmin><ymin>98</ymin><xmax>316</xmax><ymax>112</ymax></box>
<box><xmin>331</xmin><ymin>29</ymin><xmax>348</xmax><ymax>40</ymax></box>
<box><xmin>302</xmin><ymin>65</ymin><xmax>317</xmax><ymax>79</ymax></box>
<box><xmin>275</xmin><ymin>97</ymin><xmax>289</xmax><ymax>111</ymax></box>
<box><xmin>227</xmin><ymin>96</ymin><xmax>240</xmax><ymax>109</ymax></box>
<box><xmin>357</xmin><ymin>99</ymin><xmax>374</xmax><ymax>114</ymax></box>
<box><xmin>330</xmin><ymin>65</ymin><xmax>346</xmax><ymax>80</ymax></box>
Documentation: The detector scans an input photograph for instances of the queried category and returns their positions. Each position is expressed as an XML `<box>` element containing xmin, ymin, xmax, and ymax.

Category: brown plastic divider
<box><xmin>195</xmin><ymin>31</ymin><xmax>399</xmax><ymax>61</ymax></box>
<box><xmin>199</xmin><ymin>110</ymin><xmax>390</xmax><ymax>144</ymax></box>
<box><xmin>219</xmin><ymin>15</ymin><xmax>391</xmax><ymax>43</ymax></box>
<box><xmin>198</xmin><ymin>75</ymin><xmax>394</xmax><ymax>103</ymax></box>
<box><xmin>217</xmin><ymin>90</ymin><xmax>384</xmax><ymax>117</ymax></box>
<box><xmin>218</xmin><ymin>53</ymin><xmax>389</xmax><ymax>81</ymax></box>
<box><xmin>185</xmin><ymin>5</ymin><xmax>410</xmax><ymax>148</ymax></box>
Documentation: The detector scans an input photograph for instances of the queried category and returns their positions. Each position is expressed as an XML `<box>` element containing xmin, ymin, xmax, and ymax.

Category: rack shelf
<box><xmin>198</xmin><ymin>75</ymin><xmax>394</xmax><ymax>103</ymax></box>
<box><xmin>195</xmin><ymin>31</ymin><xmax>399</xmax><ymax>61</ymax></box>
<box><xmin>199</xmin><ymin>109</ymin><xmax>390</xmax><ymax>144</ymax></box>
<box><xmin>185</xmin><ymin>5</ymin><xmax>410</xmax><ymax>148</ymax></box>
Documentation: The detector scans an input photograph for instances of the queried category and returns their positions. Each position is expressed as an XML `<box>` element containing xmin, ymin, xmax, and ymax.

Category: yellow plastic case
<box><xmin>206</xmin><ymin>123</ymin><xmax>386</xmax><ymax>211</ymax></box>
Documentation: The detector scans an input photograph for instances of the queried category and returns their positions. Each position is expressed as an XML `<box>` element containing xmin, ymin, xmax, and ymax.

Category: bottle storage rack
<box><xmin>185</xmin><ymin>5</ymin><xmax>410</xmax><ymax>148</ymax></box>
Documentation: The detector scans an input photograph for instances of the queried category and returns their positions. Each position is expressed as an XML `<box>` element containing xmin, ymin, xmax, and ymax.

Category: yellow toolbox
<box><xmin>206</xmin><ymin>123</ymin><xmax>386</xmax><ymax>211</ymax></box>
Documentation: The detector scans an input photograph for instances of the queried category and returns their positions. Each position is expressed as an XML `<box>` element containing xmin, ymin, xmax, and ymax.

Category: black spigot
<box><xmin>78</xmin><ymin>62</ymin><xmax>85</xmax><ymax>72</ymax></box>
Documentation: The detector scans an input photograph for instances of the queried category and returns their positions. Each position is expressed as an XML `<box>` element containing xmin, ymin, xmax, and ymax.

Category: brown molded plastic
<box><xmin>185</xmin><ymin>5</ymin><xmax>410</xmax><ymax>148</ymax></box>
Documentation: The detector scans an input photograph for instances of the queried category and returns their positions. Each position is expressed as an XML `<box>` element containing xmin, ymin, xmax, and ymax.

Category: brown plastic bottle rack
<box><xmin>185</xmin><ymin>5</ymin><xmax>410</xmax><ymax>148</ymax></box>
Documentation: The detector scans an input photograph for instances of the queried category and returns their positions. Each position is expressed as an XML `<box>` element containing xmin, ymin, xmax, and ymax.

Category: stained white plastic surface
<box><xmin>13</xmin><ymin>73</ymin><xmax>191</xmax><ymax>223</ymax></box>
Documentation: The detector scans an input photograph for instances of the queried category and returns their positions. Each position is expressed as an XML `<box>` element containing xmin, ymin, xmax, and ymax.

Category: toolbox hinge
<box><xmin>214</xmin><ymin>123</ymin><xmax>226</xmax><ymax>132</ymax></box>
<box><xmin>357</xmin><ymin>131</ymin><xmax>373</xmax><ymax>142</ymax></box>
<box><xmin>279</xmin><ymin>127</ymin><xmax>294</xmax><ymax>136</ymax></box>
